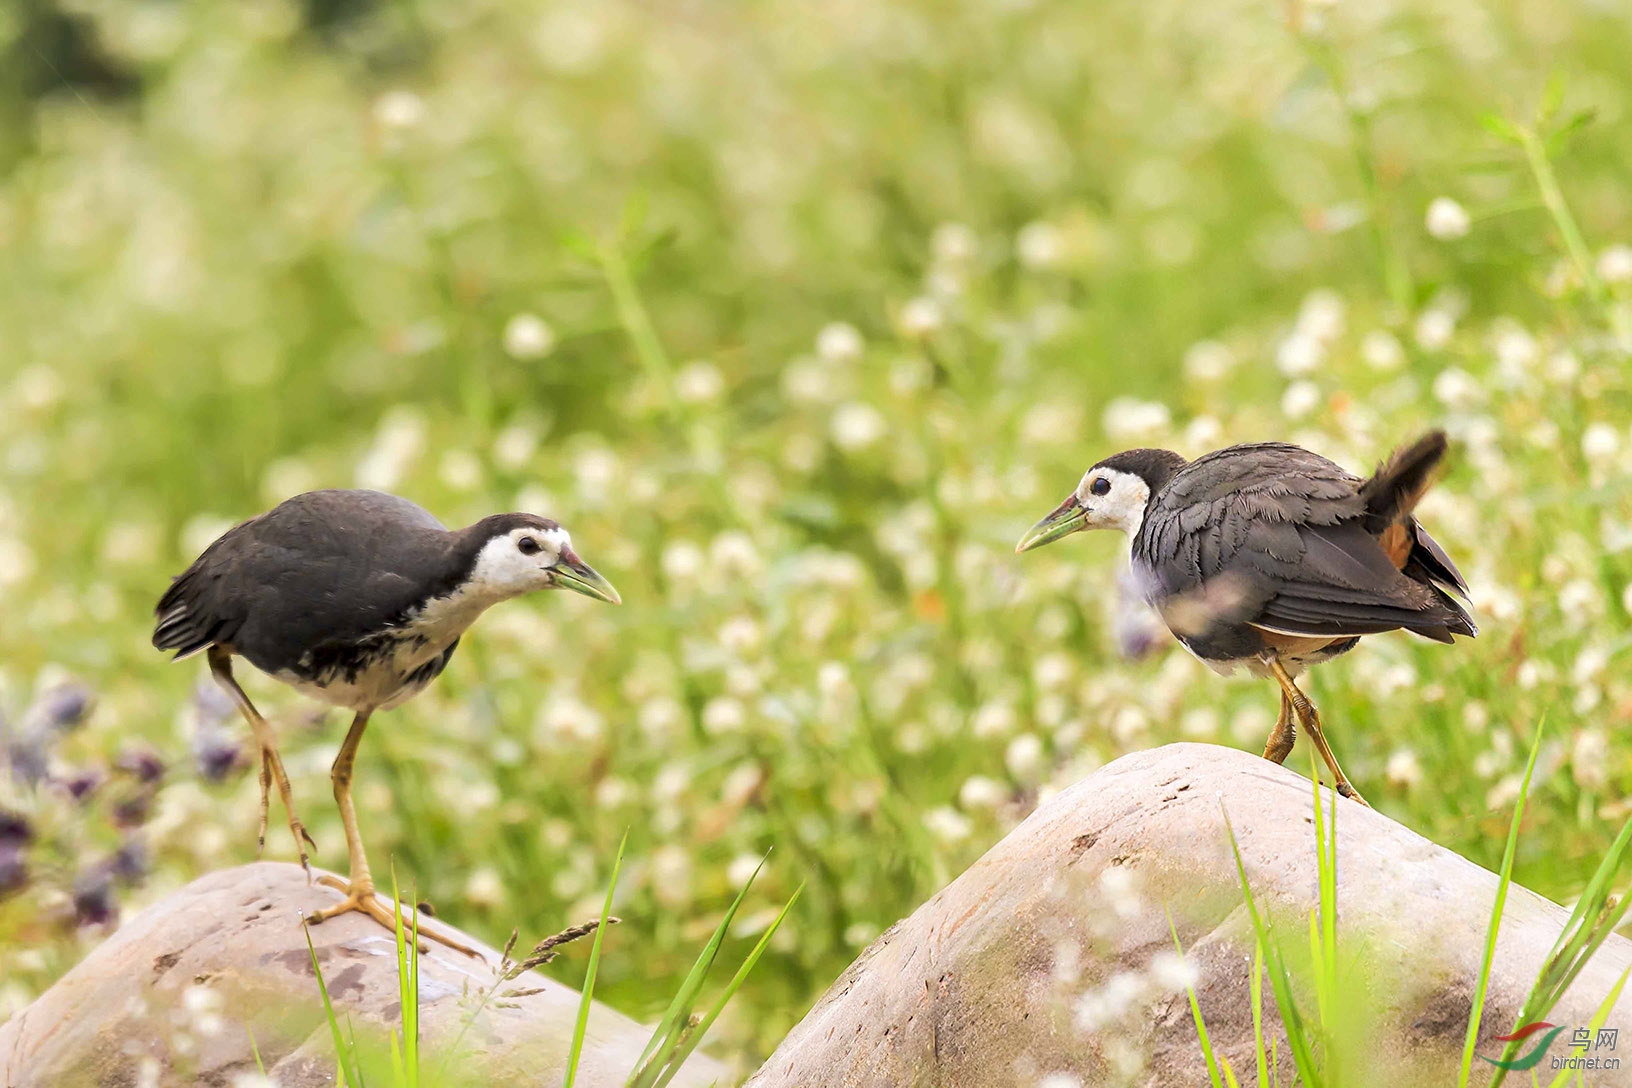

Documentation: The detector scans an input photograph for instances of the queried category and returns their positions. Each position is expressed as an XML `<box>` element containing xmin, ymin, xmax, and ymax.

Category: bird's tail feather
<box><xmin>1361</xmin><ymin>430</ymin><xmax>1448</xmax><ymax>523</ymax></box>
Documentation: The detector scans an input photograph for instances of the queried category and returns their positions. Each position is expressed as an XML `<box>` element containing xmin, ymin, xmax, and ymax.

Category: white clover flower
<box><xmin>1597</xmin><ymin>244</ymin><xmax>1632</xmax><ymax>284</ymax></box>
<box><xmin>782</xmin><ymin>359</ymin><xmax>837</xmax><ymax>404</ymax></box>
<box><xmin>1005</xmin><ymin>733</ymin><xmax>1046</xmax><ymax>783</ymax></box>
<box><xmin>1297</xmin><ymin>288</ymin><xmax>1346</xmax><ymax>342</ymax></box>
<box><xmin>1425</xmin><ymin>197</ymin><xmax>1471</xmax><ymax>240</ymax></box>
<box><xmin>1572</xmin><ymin>729</ymin><xmax>1611</xmax><ymax>792</ymax></box>
<box><xmin>721</xmin><ymin>762</ymin><xmax>763</xmax><ymax>807</ymax></box>
<box><xmin>1432</xmin><ymin>367</ymin><xmax>1483</xmax><ymax>408</ymax></box>
<box><xmin>661</xmin><ymin>541</ymin><xmax>704</xmax><ymax>582</ymax></box>
<box><xmin>183</xmin><ymin>985</ymin><xmax>222</xmax><ymax>1015</ymax></box>
<box><xmin>1415</xmin><ymin>308</ymin><xmax>1457</xmax><ymax>350</ymax></box>
<box><xmin>464</xmin><ymin>867</ymin><xmax>505</xmax><ymax>908</ymax></box>
<box><xmin>1281</xmin><ymin>380</ymin><xmax>1321</xmax><ymax>419</ymax></box>
<box><xmin>373</xmin><ymin>90</ymin><xmax>425</xmax><ymax>130</ymax></box>
<box><xmin>503</xmin><ymin>313</ymin><xmax>556</xmax><ymax>359</ymax></box>
<box><xmin>0</xmin><ymin>538</ymin><xmax>36</xmax><ymax>588</ymax></box>
<box><xmin>717</xmin><ymin>616</ymin><xmax>763</xmax><ymax>655</ymax></box>
<box><xmin>932</xmin><ymin>222</ymin><xmax>978</xmax><ymax>264</ymax></box>
<box><xmin>831</xmin><ymin>402</ymin><xmax>887</xmax><ymax>450</ymax></box>
<box><xmin>724</xmin><ymin>853</ymin><xmax>763</xmax><ymax>888</ymax></box>
<box><xmin>230</xmin><ymin>1074</ymin><xmax>281</xmax><ymax>1088</ymax></box>
<box><xmin>1017</xmin><ymin>221</ymin><xmax>1065</xmax><ymax>269</ymax></box>
<box><xmin>711</xmin><ymin>531</ymin><xmax>762</xmax><ymax>576</ymax></box>
<box><xmin>1360</xmin><ymin>329</ymin><xmax>1405</xmax><ymax>370</ymax></box>
<box><xmin>1545</xmin><ymin>350</ymin><xmax>1582</xmax><ymax>385</ymax></box>
<box><xmin>1276</xmin><ymin>331</ymin><xmax>1325</xmax><ymax>376</ymax></box>
<box><xmin>899</xmin><ymin>297</ymin><xmax>944</xmax><ymax>337</ymax></box>
<box><xmin>1019</xmin><ymin>403</ymin><xmax>1080</xmax><ymax>446</ymax></box>
<box><xmin>1180</xmin><ymin>707</ymin><xmax>1220</xmax><ymax>738</ymax></box>
<box><xmin>971</xmin><ymin>700</ymin><xmax>1017</xmax><ymax>739</ymax></box>
<box><xmin>1099</xmin><ymin>866</ymin><xmax>1141</xmax><ymax>918</ymax></box>
<box><xmin>675</xmin><ymin>360</ymin><xmax>724</xmax><ymax>403</ymax></box>
<box><xmin>535</xmin><ymin>694</ymin><xmax>604</xmax><ymax>743</ymax></box>
<box><xmin>356</xmin><ymin>407</ymin><xmax>427</xmax><ymax>491</ymax></box>
<box><xmin>650</xmin><ymin>846</ymin><xmax>693</xmax><ymax>908</ymax></box>
<box><xmin>1182</xmin><ymin>340</ymin><xmax>1235</xmax><ymax>382</ymax></box>
<box><xmin>816</xmin><ymin>322</ymin><xmax>864</xmax><ymax>363</ymax></box>
<box><xmin>1184</xmin><ymin>415</ymin><xmax>1223</xmax><ymax>449</ymax></box>
<box><xmin>1386</xmin><ymin>748</ymin><xmax>1423</xmax><ymax>789</ymax></box>
<box><xmin>1038</xmin><ymin>1074</ymin><xmax>1084</xmax><ymax>1088</ymax></box>
<box><xmin>924</xmin><ymin>805</ymin><xmax>973</xmax><ymax>844</ymax></box>
<box><xmin>1149</xmin><ymin>949</ymin><xmax>1199</xmax><ymax>991</ymax></box>
<box><xmin>958</xmin><ymin>775</ymin><xmax>1007</xmax><ymax>810</ymax></box>
<box><xmin>1582</xmin><ymin>422</ymin><xmax>1620</xmax><ymax>459</ymax></box>
<box><xmin>492</xmin><ymin>423</ymin><xmax>540</xmax><ymax>470</ymax></box>
<box><xmin>438</xmin><ymin>449</ymin><xmax>483</xmax><ymax>491</ymax></box>
<box><xmin>1101</xmin><ymin>397</ymin><xmax>1171</xmax><ymax>441</ymax></box>
<box><xmin>1032</xmin><ymin>652</ymin><xmax>1075</xmax><ymax>691</ymax></box>
<box><xmin>702</xmin><ymin>696</ymin><xmax>746</xmax><ymax>735</ymax></box>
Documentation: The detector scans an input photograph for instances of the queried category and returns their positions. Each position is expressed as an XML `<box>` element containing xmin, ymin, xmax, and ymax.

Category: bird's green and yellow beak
<box><xmin>1015</xmin><ymin>494</ymin><xmax>1088</xmax><ymax>553</ymax></box>
<box><xmin>554</xmin><ymin>549</ymin><xmax>622</xmax><ymax>604</ymax></box>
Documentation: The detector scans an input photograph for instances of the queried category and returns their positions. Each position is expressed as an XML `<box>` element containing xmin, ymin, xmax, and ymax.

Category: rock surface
<box><xmin>748</xmin><ymin>743</ymin><xmax>1632</xmax><ymax>1088</ymax></box>
<box><xmin>0</xmin><ymin>862</ymin><xmax>724</xmax><ymax>1087</ymax></box>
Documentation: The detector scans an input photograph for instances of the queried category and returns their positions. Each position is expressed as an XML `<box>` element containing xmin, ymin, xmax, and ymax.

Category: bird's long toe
<box><xmin>306</xmin><ymin>881</ymin><xmax>479</xmax><ymax>958</ymax></box>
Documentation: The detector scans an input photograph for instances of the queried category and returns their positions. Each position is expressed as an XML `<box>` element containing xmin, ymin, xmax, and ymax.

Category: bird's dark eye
<box><xmin>517</xmin><ymin>537</ymin><xmax>541</xmax><ymax>556</ymax></box>
<box><xmin>1090</xmin><ymin>478</ymin><xmax>1111</xmax><ymax>497</ymax></box>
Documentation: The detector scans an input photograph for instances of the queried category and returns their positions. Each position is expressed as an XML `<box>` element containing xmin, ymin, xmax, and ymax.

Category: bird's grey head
<box><xmin>1015</xmin><ymin>448</ymin><xmax>1187</xmax><ymax>553</ymax></box>
<box><xmin>465</xmin><ymin>514</ymin><xmax>621</xmax><ymax>604</ymax></box>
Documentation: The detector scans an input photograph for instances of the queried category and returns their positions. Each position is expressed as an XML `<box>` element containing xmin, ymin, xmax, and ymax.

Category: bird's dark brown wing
<box><xmin>1132</xmin><ymin>443</ymin><xmax>1474</xmax><ymax>647</ymax></box>
<box><xmin>153</xmin><ymin>490</ymin><xmax>458</xmax><ymax>670</ymax></box>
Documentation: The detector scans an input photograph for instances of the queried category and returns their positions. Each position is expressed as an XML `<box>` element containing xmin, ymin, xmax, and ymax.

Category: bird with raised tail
<box><xmin>153</xmin><ymin>489</ymin><xmax>620</xmax><ymax>953</ymax></box>
<box><xmin>1016</xmin><ymin>432</ymin><xmax>1476</xmax><ymax>806</ymax></box>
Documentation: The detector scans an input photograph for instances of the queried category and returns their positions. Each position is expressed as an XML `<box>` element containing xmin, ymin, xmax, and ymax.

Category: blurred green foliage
<box><xmin>2</xmin><ymin>0</ymin><xmax>1631</xmax><ymax>1077</ymax></box>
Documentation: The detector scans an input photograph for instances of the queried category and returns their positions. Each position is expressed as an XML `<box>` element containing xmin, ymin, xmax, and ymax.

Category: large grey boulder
<box><xmin>0</xmin><ymin>862</ymin><xmax>724</xmax><ymax>1087</ymax></box>
<box><xmin>749</xmin><ymin>743</ymin><xmax>1632</xmax><ymax>1088</ymax></box>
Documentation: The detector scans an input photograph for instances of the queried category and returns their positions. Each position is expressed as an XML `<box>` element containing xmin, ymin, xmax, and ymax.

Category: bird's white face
<box><xmin>1015</xmin><ymin>466</ymin><xmax>1150</xmax><ymax>553</ymax></box>
<box><xmin>468</xmin><ymin>526</ymin><xmax>574</xmax><ymax>597</ymax></box>
<box><xmin>467</xmin><ymin>526</ymin><xmax>621</xmax><ymax>604</ymax></box>
<box><xmin>1072</xmin><ymin>466</ymin><xmax>1151</xmax><ymax>536</ymax></box>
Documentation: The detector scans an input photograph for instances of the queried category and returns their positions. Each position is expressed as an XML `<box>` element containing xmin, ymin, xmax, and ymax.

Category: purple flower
<box><xmin>29</xmin><ymin>683</ymin><xmax>95</xmax><ymax>733</ymax></box>
<box><xmin>115</xmin><ymin>746</ymin><xmax>166</xmax><ymax>785</ymax></box>
<box><xmin>192</xmin><ymin>726</ymin><xmax>243</xmax><ymax>783</ymax></box>
<box><xmin>72</xmin><ymin>867</ymin><xmax>116</xmax><ymax>928</ymax></box>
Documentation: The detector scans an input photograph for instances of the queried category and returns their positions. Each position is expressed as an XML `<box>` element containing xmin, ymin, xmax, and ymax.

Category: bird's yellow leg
<box><xmin>306</xmin><ymin>712</ymin><xmax>478</xmax><ymax>957</ymax></box>
<box><xmin>208</xmin><ymin>647</ymin><xmax>316</xmax><ymax>875</ymax></box>
<box><xmin>1262</xmin><ymin>690</ymin><xmax>1296</xmax><ymax>765</ymax></box>
<box><xmin>1265</xmin><ymin>657</ymin><xmax>1370</xmax><ymax>808</ymax></box>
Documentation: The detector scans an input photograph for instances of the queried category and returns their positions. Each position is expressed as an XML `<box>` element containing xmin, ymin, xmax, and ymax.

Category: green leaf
<box><xmin>1480</xmin><ymin>113</ymin><xmax>1524</xmax><ymax>142</ymax></box>
<box><xmin>651</xmin><ymin>885</ymin><xmax>805</xmax><ymax>1088</ymax></box>
<box><xmin>627</xmin><ymin>853</ymin><xmax>771</xmax><ymax>1088</ymax></box>
<box><xmin>566</xmin><ymin>832</ymin><xmax>629</xmax><ymax>1088</ymax></box>
<box><xmin>1460</xmin><ymin>717</ymin><xmax>1544</xmax><ymax>1088</ymax></box>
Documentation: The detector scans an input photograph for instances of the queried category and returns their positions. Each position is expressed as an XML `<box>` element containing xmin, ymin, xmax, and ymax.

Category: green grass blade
<box><xmin>1168</xmin><ymin>906</ymin><xmax>1227</xmax><ymax>1088</ymax></box>
<box><xmin>627</xmin><ymin>853</ymin><xmax>770</xmax><ymax>1087</ymax></box>
<box><xmin>1544</xmin><ymin>963</ymin><xmax>1631</xmax><ymax>1088</ymax></box>
<box><xmin>1252</xmin><ymin>940</ymin><xmax>1269</xmax><ymax>1088</ymax></box>
<box><xmin>1460</xmin><ymin>716</ymin><xmax>1545</xmax><ymax>1088</ymax></box>
<box><xmin>1223</xmin><ymin>804</ymin><xmax>1323</xmax><ymax>1086</ymax></box>
<box><xmin>248</xmin><ymin>1027</ymin><xmax>267</xmax><ymax>1076</ymax></box>
<box><xmin>565</xmin><ymin>831</ymin><xmax>628</xmax><ymax>1088</ymax></box>
<box><xmin>305</xmin><ymin>920</ymin><xmax>360</xmax><ymax>1088</ymax></box>
<box><xmin>390</xmin><ymin>862</ymin><xmax>419</xmax><ymax>1088</ymax></box>
<box><xmin>651</xmin><ymin>884</ymin><xmax>805</xmax><ymax>1088</ymax></box>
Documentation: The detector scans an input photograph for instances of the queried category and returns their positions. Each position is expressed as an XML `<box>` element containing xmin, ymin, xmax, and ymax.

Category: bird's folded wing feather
<box><xmin>1135</xmin><ymin>449</ymin><xmax>1466</xmax><ymax>641</ymax></box>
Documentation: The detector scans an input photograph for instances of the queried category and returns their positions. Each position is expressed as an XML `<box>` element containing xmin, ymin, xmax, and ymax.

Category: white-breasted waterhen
<box><xmin>1015</xmin><ymin>431</ymin><xmax>1476</xmax><ymax>806</ymax></box>
<box><xmin>153</xmin><ymin>489</ymin><xmax>620</xmax><ymax>952</ymax></box>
